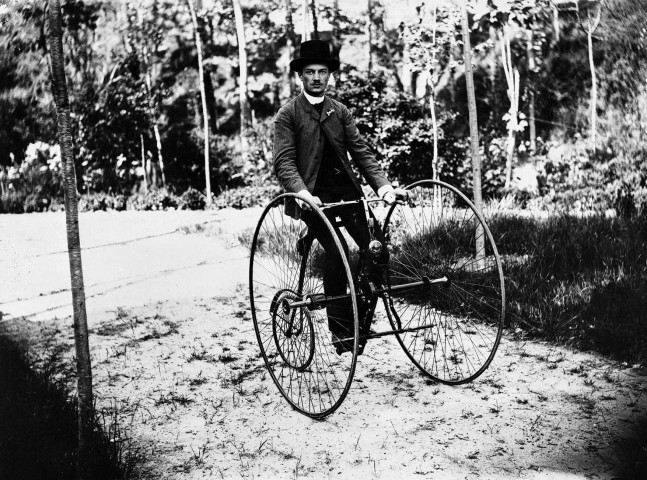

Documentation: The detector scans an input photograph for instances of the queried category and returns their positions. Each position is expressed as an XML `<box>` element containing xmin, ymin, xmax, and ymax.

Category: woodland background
<box><xmin>1</xmin><ymin>0</ymin><xmax>645</xmax><ymax>215</ymax></box>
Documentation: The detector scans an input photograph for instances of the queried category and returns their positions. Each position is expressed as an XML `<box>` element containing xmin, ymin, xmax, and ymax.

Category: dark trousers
<box><xmin>301</xmin><ymin>187</ymin><xmax>386</xmax><ymax>337</ymax></box>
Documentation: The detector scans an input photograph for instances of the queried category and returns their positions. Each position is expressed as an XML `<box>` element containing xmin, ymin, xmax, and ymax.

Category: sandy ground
<box><xmin>1</xmin><ymin>210</ymin><xmax>646</xmax><ymax>479</ymax></box>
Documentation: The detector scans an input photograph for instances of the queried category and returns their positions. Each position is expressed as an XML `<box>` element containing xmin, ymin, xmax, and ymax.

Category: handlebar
<box><xmin>320</xmin><ymin>197</ymin><xmax>409</xmax><ymax>210</ymax></box>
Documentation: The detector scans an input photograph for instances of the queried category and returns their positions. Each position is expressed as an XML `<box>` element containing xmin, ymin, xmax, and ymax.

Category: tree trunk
<box><xmin>301</xmin><ymin>0</ymin><xmax>310</xmax><ymax>41</ymax></box>
<box><xmin>47</xmin><ymin>2</ymin><xmax>94</xmax><ymax>477</ymax></box>
<box><xmin>310</xmin><ymin>0</ymin><xmax>319</xmax><ymax>40</ymax></box>
<box><xmin>587</xmin><ymin>29</ymin><xmax>597</xmax><ymax>148</ymax></box>
<box><xmin>284</xmin><ymin>0</ymin><xmax>296</xmax><ymax>97</ymax></box>
<box><xmin>232</xmin><ymin>0</ymin><xmax>250</xmax><ymax>160</ymax></box>
<box><xmin>366</xmin><ymin>0</ymin><xmax>373</xmax><ymax>74</ymax></box>
<box><xmin>204</xmin><ymin>69</ymin><xmax>219</xmax><ymax>134</ymax></box>
<box><xmin>188</xmin><ymin>0</ymin><xmax>212</xmax><ymax>203</ymax></box>
<box><xmin>140</xmin><ymin>134</ymin><xmax>149</xmax><ymax>192</ymax></box>
<box><xmin>552</xmin><ymin>2</ymin><xmax>560</xmax><ymax>46</ymax></box>
<box><xmin>582</xmin><ymin>2</ymin><xmax>601</xmax><ymax>149</ymax></box>
<box><xmin>429</xmin><ymin>4</ymin><xmax>438</xmax><ymax>181</ymax></box>
<box><xmin>152</xmin><ymin>124</ymin><xmax>166</xmax><ymax>187</ymax></box>
<box><xmin>526</xmin><ymin>28</ymin><xmax>536</xmax><ymax>152</ymax></box>
<box><xmin>500</xmin><ymin>27</ymin><xmax>520</xmax><ymax>190</ymax></box>
<box><xmin>460</xmin><ymin>3</ymin><xmax>484</xmax><ymax>260</ymax></box>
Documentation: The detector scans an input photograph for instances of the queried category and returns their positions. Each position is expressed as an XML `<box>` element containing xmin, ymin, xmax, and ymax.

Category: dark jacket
<box><xmin>273</xmin><ymin>92</ymin><xmax>390</xmax><ymax>217</ymax></box>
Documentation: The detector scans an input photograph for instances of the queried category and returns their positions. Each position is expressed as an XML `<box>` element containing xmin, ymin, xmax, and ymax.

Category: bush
<box><xmin>126</xmin><ymin>188</ymin><xmax>179</xmax><ymax>211</ymax></box>
<box><xmin>0</xmin><ymin>190</ymin><xmax>26</xmax><ymax>214</ymax></box>
<box><xmin>213</xmin><ymin>185</ymin><xmax>282</xmax><ymax>209</ymax></box>
<box><xmin>179</xmin><ymin>187</ymin><xmax>206</xmax><ymax>210</ymax></box>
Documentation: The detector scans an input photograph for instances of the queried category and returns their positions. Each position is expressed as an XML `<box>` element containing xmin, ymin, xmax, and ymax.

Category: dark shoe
<box><xmin>331</xmin><ymin>332</ymin><xmax>354</xmax><ymax>355</ymax></box>
<box><xmin>331</xmin><ymin>332</ymin><xmax>369</xmax><ymax>356</ymax></box>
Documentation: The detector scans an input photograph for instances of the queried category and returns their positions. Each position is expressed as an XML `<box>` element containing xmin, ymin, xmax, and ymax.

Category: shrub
<box><xmin>126</xmin><ymin>188</ymin><xmax>179</xmax><ymax>211</ymax></box>
<box><xmin>213</xmin><ymin>185</ymin><xmax>282</xmax><ymax>209</ymax></box>
<box><xmin>179</xmin><ymin>187</ymin><xmax>206</xmax><ymax>210</ymax></box>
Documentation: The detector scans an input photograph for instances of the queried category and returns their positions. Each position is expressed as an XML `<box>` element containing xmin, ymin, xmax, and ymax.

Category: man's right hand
<box><xmin>296</xmin><ymin>189</ymin><xmax>322</xmax><ymax>210</ymax></box>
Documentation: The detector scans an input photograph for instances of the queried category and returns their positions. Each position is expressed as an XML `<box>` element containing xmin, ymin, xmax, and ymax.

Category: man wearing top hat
<box><xmin>272</xmin><ymin>39</ymin><xmax>407</xmax><ymax>353</ymax></box>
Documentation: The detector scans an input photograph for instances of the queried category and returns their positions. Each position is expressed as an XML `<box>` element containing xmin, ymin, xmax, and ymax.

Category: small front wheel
<box><xmin>383</xmin><ymin>180</ymin><xmax>505</xmax><ymax>384</ymax></box>
<box><xmin>271</xmin><ymin>289</ymin><xmax>315</xmax><ymax>371</ymax></box>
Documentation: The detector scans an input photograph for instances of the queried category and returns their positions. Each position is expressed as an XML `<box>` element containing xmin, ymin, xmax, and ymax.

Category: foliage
<box><xmin>179</xmin><ymin>187</ymin><xmax>206</xmax><ymax>210</ymax></box>
<box><xmin>0</xmin><ymin>141</ymin><xmax>64</xmax><ymax>213</ymax></box>
<box><xmin>213</xmin><ymin>184</ymin><xmax>281</xmax><ymax>209</ymax></box>
<box><xmin>0</xmin><ymin>0</ymin><xmax>646</xmax><ymax>215</ymax></box>
<box><xmin>331</xmin><ymin>67</ymin><xmax>446</xmax><ymax>185</ymax></box>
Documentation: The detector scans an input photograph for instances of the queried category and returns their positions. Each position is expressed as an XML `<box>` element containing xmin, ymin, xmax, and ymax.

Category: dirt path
<box><xmin>1</xmin><ymin>210</ymin><xmax>646</xmax><ymax>479</ymax></box>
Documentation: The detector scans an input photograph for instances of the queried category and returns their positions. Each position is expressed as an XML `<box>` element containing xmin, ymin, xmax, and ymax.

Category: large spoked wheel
<box><xmin>383</xmin><ymin>180</ymin><xmax>505</xmax><ymax>384</ymax></box>
<box><xmin>249</xmin><ymin>194</ymin><xmax>359</xmax><ymax>418</ymax></box>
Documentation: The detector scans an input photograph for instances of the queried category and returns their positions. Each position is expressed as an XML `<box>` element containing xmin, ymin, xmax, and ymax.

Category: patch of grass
<box><xmin>486</xmin><ymin>212</ymin><xmax>647</xmax><ymax>364</ymax></box>
<box><xmin>0</xmin><ymin>331</ymin><xmax>139</xmax><ymax>479</ymax></box>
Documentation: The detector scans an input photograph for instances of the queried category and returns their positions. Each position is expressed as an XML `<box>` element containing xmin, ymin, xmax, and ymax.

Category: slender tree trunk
<box><xmin>47</xmin><ymin>2</ymin><xmax>93</xmax><ymax>477</ymax></box>
<box><xmin>152</xmin><ymin>124</ymin><xmax>165</xmax><ymax>187</ymax></box>
<box><xmin>552</xmin><ymin>2</ymin><xmax>560</xmax><ymax>46</ymax></box>
<box><xmin>310</xmin><ymin>0</ymin><xmax>319</xmax><ymax>40</ymax></box>
<box><xmin>285</xmin><ymin>0</ymin><xmax>296</xmax><ymax>97</ymax></box>
<box><xmin>587</xmin><ymin>29</ymin><xmax>597</xmax><ymax>148</ymax></box>
<box><xmin>583</xmin><ymin>3</ymin><xmax>601</xmax><ymax>149</ymax></box>
<box><xmin>301</xmin><ymin>0</ymin><xmax>309</xmax><ymax>41</ymax></box>
<box><xmin>366</xmin><ymin>0</ymin><xmax>373</xmax><ymax>74</ymax></box>
<box><xmin>460</xmin><ymin>3</ymin><xmax>484</xmax><ymax>260</ymax></box>
<box><xmin>430</xmin><ymin>4</ymin><xmax>438</xmax><ymax>181</ymax></box>
<box><xmin>232</xmin><ymin>0</ymin><xmax>250</xmax><ymax>159</ymax></box>
<box><xmin>188</xmin><ymin>0</ymin><xmax>212</xmax><ymax>202</ymax></box>
<box><xmin>204</xmin><ymin>71</ymin><xmax>219</xmax><ymax>134</ymax></box>
<box><xmin>140</xmin><ymin>134</ymin><xmax>149</xmax><ymax>192</ymax></box>
<box><xmin>527</xmin><ymin>28</ymin><xmax>537</xmax><ymax>152</ymax></box>
<box><xmin>500</xmin><ymin>27</ymin><xmax>520</xmax><ymax>189</ymax></box>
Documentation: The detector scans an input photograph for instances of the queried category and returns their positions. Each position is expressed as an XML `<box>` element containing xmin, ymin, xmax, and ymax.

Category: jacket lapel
<box><xmin>297</xmin><ymin>92</ymin><xmax>320</xmax><ymax>122</ymax></box>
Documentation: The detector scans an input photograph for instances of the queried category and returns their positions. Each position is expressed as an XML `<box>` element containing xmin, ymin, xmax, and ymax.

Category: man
<box><xmin>272</xmin><ymin>39</ymin><xmax>407</xmax><ymax>353</ymax></box>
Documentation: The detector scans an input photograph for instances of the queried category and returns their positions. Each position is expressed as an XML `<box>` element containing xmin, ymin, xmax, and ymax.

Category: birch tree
<box><xmin>366</xmin><ymin>0</ymin><xmax>373</xmax><ymax>74</ymax></box>
<box><xmin>499</xmin><ymin>25</ymin><xmax>524</xmax><ymax>189</ymax></box>
<box><xmin>310</xmin><ymin>0</ymin><xmax>319</xmax><ymax>40</ymax></box>
<box><xmin>580</xmin><ymin>0</ymin><xmax>601</xmax><ymax>148</ymax></box>
<box><xmin>187</xmin><ymin>0</ymin><xmax>212</xmax><ymax>203</ymax></box>
<box><xmin>461</xmin><ymin>1</ymin><xmax>485</xmax><ymax>258</ymax></box>
<box><xmin>232</xmin><ymin>0</ymin><xmax>250</xmax><ymax>159</ymax></box>
<box><xmin>47</xmin><ymin>1</ymin><xmax>93</xmax><ymax>476</ymax></box>
<box><xmin>285</xmin><ymin>0</ymin><xmax>297</xmax><ymax>97</ymax></box>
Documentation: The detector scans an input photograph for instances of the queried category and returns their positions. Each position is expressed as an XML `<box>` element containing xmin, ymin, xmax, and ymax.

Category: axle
<box><xmin>283</xmin><ymin>276</ymin><xmax>449</xmax><ymax>312</ymax></box>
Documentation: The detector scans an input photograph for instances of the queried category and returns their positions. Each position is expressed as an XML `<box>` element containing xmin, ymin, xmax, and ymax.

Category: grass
<box><xmin>485</xmin><ymin>211</ymin><xmax>647</xmax><ymax>364</ymax></box>
<box><xmin>0</xmin><ymin>331</ymin><xmax>139</xmax><ymax>479</ymax></box>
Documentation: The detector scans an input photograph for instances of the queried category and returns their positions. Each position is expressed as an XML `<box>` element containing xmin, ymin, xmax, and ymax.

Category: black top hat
<box><xmin>289</xmin><ymin>40</ymin><xmax>340</xmax><ymax>73</ymax></box>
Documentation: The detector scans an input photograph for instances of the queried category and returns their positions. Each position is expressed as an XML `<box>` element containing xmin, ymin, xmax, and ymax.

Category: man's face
<box><xmin>299</xmin><ymin>63</ymin><xmax>330</xmax><ymax>97</ymax></box>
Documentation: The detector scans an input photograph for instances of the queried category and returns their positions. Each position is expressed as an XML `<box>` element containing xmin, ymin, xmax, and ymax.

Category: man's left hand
<box><xmin>380</xmin><ymin>185</ymin><xmax>409</xmax><ymax>204</ymax></box>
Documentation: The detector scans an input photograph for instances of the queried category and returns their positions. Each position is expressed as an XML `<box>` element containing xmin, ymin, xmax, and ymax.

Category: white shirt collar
<box><xmin>304</xmin><ymin>91</ymin><xmax>325</xmax><ymax>105</ymax></box>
